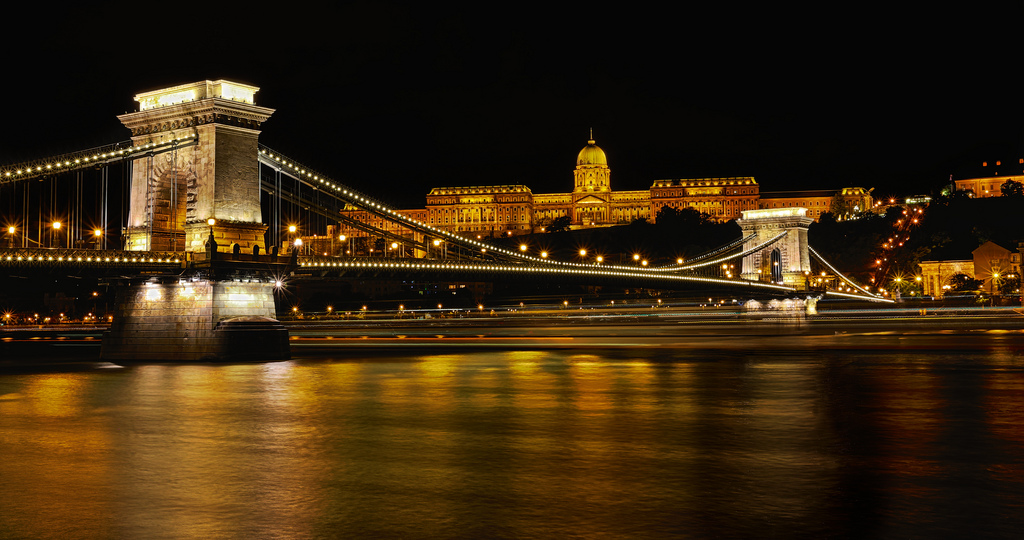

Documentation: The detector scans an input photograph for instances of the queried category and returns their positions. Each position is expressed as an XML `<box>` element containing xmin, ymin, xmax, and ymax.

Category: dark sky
<box><xmin>3</xmin><ymin>3</ymin><xmax>1022</xmax><ymax>208</ymax></box>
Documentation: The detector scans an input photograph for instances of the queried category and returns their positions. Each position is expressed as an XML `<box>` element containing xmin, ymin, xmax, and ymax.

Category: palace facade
<box><xmin>335</xmin><ymin>136</ymin><xmax>872</xmax><ymax>247</ymax></box>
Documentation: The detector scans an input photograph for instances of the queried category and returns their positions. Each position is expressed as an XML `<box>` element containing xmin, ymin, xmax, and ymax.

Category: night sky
<box><xmin>3</xmin><ymin>3</ymin><xmax>1022</xmax><ymax>209</ymax></box>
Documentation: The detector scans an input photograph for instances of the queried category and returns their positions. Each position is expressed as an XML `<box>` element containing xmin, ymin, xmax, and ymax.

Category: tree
<box><xmin>998</xmin><ymin>274</ymin><xmax>1021</xmax><ymax>295</ymax></box>
<box><xmin>947</xmin><ymin>273</ymin><xmax>983</xmax><ymax>293</ymax></box>
<box><xmin>655</xmin><ymin>206</ymin><xmax>710</xmax><ymax>229</ymax></box>
<box><xmin>546</xmin><ymin>215</ymin><xmax>572</xmax><ymax>234</ymax></box>
<box><xmin>828</xmin><ymin>193</ymin><xmax>854</xmax><ymax>219</ymax></box>
<box><xmin>1000</xmin><ymin>179</ymin><xmax>1024</xmax><ymax>198</ymax></box>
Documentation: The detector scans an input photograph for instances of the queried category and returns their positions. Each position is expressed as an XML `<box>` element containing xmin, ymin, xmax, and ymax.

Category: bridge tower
<box><xmin>101</xmin><ymin>81</ymin><xmax>288</xmax><ymax>362</ymax></box>
<box><xmin>736</xmin><ymin>208</ymin><xmax>814</xmax><ymax>289</ymax></box>
<box><xmin>117</xmin><ymin>80</ymin><xmax>274</xmax><ymax>252</ymax></box>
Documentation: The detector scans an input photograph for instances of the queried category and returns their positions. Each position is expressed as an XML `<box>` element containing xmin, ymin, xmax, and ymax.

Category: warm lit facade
<box><xmin>650</xmin><ymin>177</ymin><xmax>759</xmax><ymax>221</ymax></box>
<box><xmin>424</xmin><ymin>185</ymin><xmax>534</xmax><ymax>235</ymax></box>
<box><xmin>333</xmin><ymin>136</ymin><xmax>873</xmax><ymax>248</ymax></box>
<box><xmin>954</xmin><ymin>175</ymin><xmax>1024</xmax><ymax>198</ymax></box>
<box><xmin>918</xmin><ymin>259</ymin><xmax>974</xmax><ymax>297</ymax></box>
<box><xmin>972</xmin><ymin>241</ymin><xmax>1020</xmax><ymax>294</ymax></box>
<box><xmin>954</xmin><ymin>158</ymin><xmax>1024</xmax><ymax>197</ymax></box>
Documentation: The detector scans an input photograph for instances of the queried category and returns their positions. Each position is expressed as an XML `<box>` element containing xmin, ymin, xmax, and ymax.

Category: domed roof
<box><xmin>576</xmin><ymin>138</ymin><xmax>607</xmax><ymax>167</ymax></box>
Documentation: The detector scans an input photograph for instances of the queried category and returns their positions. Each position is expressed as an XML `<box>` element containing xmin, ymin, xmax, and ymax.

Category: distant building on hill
<box><xmin>328</xmin><ymin>136</ymin><xmax>874</xmax><ymax>250</ymax></box>
<box><xmin>953</xmin><ymin>158</ymin><xmax>1024</xmax><ymax>198</ymax></box>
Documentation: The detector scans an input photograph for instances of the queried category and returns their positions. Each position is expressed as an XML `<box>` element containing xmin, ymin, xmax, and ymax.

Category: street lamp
<box><xmin>51</xmin><ymin>221</ymin><xmax>62</xmax><ymax>248</ymax></box>
<box><xmin>5</xmin><ymin>226</ymin><xmax>14</xmax><ymax>248</ymax></box>
<box><xmin>93</xmin><ymin>228</ymin><xmax>103</xmax><ymax>250</ymax></box>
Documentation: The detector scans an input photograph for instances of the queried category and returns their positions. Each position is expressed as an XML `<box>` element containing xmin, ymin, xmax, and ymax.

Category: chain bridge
<box><xmin>0</xmin><ymin>80</ymin><xmax>888</xmax><ymax>361</ymax></box>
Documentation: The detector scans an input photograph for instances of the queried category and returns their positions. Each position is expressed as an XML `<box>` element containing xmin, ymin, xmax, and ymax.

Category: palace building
<box><xmin>333</xmin><ymin>136</ymin><xmax>872</xmax><ymax>252</ymax></box>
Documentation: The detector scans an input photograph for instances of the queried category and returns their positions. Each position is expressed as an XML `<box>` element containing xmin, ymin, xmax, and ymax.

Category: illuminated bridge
<box><xmin>0</xmin><ymin>80</ymin><xmax>887</xmax><ymax>361</ymax></box>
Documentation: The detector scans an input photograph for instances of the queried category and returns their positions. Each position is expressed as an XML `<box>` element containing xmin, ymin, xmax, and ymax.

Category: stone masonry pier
<box><xmin>100</xmin><ymin>278</ymin><xmax>288</xmax><ymax>362</ymax></box>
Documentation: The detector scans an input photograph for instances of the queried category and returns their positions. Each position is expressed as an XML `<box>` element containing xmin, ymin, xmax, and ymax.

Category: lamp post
<box><xmin>205</xmin><ymin>218</ymin><xmax>218</xmax><ymax>257</ymax></box>
<box><xmin>93</xmin><ymin>228</ymin><xmax>103</xmax><ymax>250</ymax></box>
<box><xmin>6</xmin><ymin>226</ymin><xmax>15</xmax><ymax>248</ymax></box>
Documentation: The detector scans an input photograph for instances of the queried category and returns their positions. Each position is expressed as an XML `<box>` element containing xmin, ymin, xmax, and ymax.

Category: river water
<box><xmin>2</xmin><ymin>332</ymin><xmax>1023</xmax><ymax>539</ymax></box>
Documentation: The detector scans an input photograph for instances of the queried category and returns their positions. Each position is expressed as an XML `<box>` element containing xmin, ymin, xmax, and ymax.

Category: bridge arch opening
<box><xmin>770</xmin><ymin>248</ymin><xmax>782</xmax><ymax>283</ymax></box>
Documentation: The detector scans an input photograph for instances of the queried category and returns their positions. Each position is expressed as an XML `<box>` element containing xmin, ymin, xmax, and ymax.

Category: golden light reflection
<box><xmin>566</xmin><ymin>354</ymin><xmax>615</xmax><ymax>413</ymax></box>
<box><xmin>1</xmin><ymin>373</ymin><xmax>114</xmax><ymax>538</ymax></box>
<box><xmin>25</xmin><ymin>374</ymin><xmax>86</xmax><ymax>418</ymax></box>
<box><xmin>507</xmin><ymin>350</ymin><xmax>547</xmax><ymax>374</ymax></box>
<box><xmin>416</xmin><ymin>355</ymin><xmax>461</xmax><ymax>380</ymax></box>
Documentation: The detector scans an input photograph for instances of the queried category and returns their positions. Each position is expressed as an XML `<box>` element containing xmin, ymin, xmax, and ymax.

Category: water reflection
<box><xmin>1</xmin><ymin>341</ymin><xmax>1024</xmax><ymax>538</ymax></box>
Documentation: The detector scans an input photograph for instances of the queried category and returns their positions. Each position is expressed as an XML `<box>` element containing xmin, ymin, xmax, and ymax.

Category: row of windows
<box><xmin>428</xmin><ymin>196</ymin><xmax>530</xmax><ymax>204</ymax></box>
<box><xmin>761</xmin><ymin>200</ymin><xmax>830</xmax><ymax>208</ymax></box>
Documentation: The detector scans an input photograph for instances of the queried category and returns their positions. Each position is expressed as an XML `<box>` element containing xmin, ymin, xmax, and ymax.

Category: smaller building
<box><xmin>759</xmin><ymin>187</ymin><xmax>873</xmax><ymax>221</ymax></box>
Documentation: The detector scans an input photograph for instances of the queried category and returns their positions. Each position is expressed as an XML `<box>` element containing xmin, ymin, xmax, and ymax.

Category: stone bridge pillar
<box><xmin>736</xmin><ymin>208</ymin><xmax>814</xmax><ymax>289</ymax></box>
<box><xmin>118</xmin><ymin>80</ymin><xmax>274</xmax><ymax>253</ymax></box>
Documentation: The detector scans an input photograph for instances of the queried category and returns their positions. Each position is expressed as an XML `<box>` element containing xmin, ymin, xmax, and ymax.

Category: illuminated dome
<box><xmin>576</xmin><ymin>138</ymin><xmax>607</xmax><ymax>167</ymax></box>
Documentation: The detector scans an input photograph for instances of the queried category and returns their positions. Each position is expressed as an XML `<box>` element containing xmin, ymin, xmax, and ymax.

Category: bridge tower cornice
<box><xmin>117</xmin><ymin>98</ymin><xmax>275</xmax><ymax>138</ymax></box>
